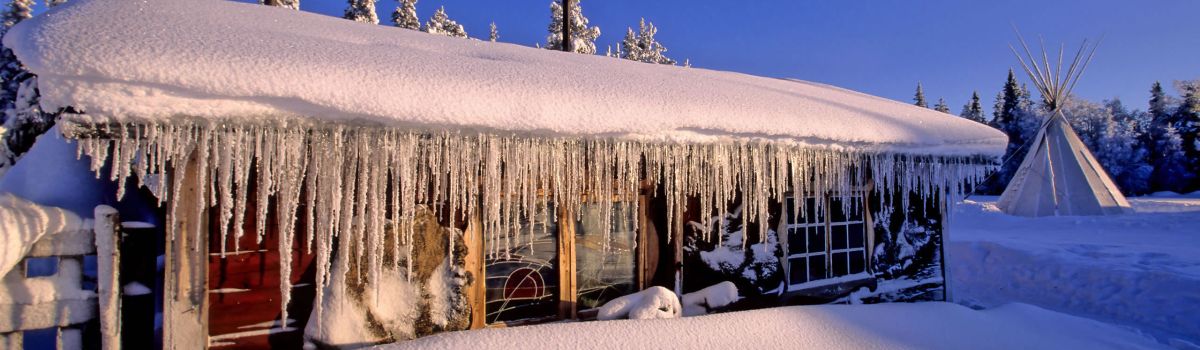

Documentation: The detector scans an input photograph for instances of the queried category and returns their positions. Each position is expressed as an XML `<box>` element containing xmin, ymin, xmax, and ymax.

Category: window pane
<box><xmin>787</xmin><ymin>228</ymin><xmax>806</xmax><ymax>255</ymax></box>
<box><xmin>830</xmin><ymin>200</ymin><xmax>847</xmax><ymax>222</ymax></box>
<box><xmin>831</xmin><ymin>252</ymin><xmax>848</xmax><ymax>277</ymax></box>
<box><xmin>831</xmin><ymin>225</ymin><xmax>847</xmax><ymax>250</ymax></box>
<box><xmin>485</xmin><ymin>202</ymin><xmax>559</xmax><ymax>323</ymax></box>
<box><xmin>805</xmin><ymin>198</ymin><xmax>819</xmax><ymax>223</ymax></box>
<box><xmin>789</xmin><ymin>258</ymin><xmax>808</xmax><ymax>285</ymax></box>
<box><xmin>808</xmin><ymin>255</ymin><xmax>826</xmax><ymax>281</ymax></box>
<box><xmin>849</xmin><ymin>251</ymin><xmax>866</xmax><ymax>275</ymax></box>
<box><xmin>576</xmin><ymin>202</ymin><xmax>637</xmax><ymax>310</ymax></box>
<box><xmin>848</xmin><ymin>223</ymin><xmax>866</xmax><ymax>249</ymax></box>
<box><xmin>807</xmin><ymin>227</ymin><xmax>824</xmax><ymax>254</ymax></box>
<box><xmin>785</xmin><ymin>197</ymin><xmax>796</xmax><ymax>224</ymax></box>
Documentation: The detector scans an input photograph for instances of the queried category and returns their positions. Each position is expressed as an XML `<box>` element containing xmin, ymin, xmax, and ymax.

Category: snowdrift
<box><xmin>380</xmin><ymin>302</ymin><xmax>1165</xmax><ymax>349</ymax></box>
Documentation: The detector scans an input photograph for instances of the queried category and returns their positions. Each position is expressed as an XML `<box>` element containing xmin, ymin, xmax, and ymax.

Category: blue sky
<box><xmin>257</xmin><ymin>1</ymin><xmax>1197</xmax><ymax>115</ymax></box>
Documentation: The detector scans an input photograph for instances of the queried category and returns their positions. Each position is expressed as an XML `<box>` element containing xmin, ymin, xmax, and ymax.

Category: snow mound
<box><xmin>597</xmin><ymin>286</ymin><xmax>682</xmax><ymax>320</ymax></box>
<box><xmin>4</xmin><ymin>0</ymin><xmax>1005</xmax><ymax>157</ymax></box>
<box><xmin>950</xmin><ymin>197</ymin><xmax>1200</xmax><ymax>345</ymax></box>
<box><xmin>681</xmin><ymin>281</ymin><xmax>739</xmax><ymax>316</ymax></box>
<box><xmin>381</xmin><ymin>302</ymin><xmax>1165</xmax><ymax>349</ymax></box>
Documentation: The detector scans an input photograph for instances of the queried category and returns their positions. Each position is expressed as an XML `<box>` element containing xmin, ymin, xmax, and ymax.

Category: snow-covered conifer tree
<box><xmin>392</xmin><ymin>0</ymin><xmax>419</xmax><ymax>30</ymax></box>
<box><xmin>620</xmin><ymin>18</ymin><xmax>675</xmax><ymax>65</ymax></box>
<box><xmin>345</xmin><ymin>0</ymin><xmax>379</xmax><ymax>24</ymax></box>
<box><xmin>933</xmin><ymin>98</ymin><xmax>951</xmax><ymax>113</ymax></box>
<box><xmin>260</xmin><ymin>0</ymin><xmax>299</xmax><ymax>10</ymax></box>
<box><xmin>1173</xmin><ymin>80</ymin><xmax>1200</xmax><ymax>188</ymax></box>
<box><xmin>424</xmin><ymin>6</ymin><xmax>467</xmax><ymax>38</ymax></box>
<box><xmin>1151</xmin><ymin>125</ymin><xmax>1194</xmax><ymax>192</ymax></box>
<box><xmin>489</xmin><ymin>22</ymin><xmax>498</xmax><ymax>42</ymax></box>
<box><xmin>913</xmin><ymin>83</ymin><xmax>927</xmax><ymax>108</ymax></box>
<box><xmin>546</xmin><ymin>0</ymin><xmax>600</xmax><ymax>54</ymax></box>
<box><xmin>0</xmin><ymin>0</ymin><xmax>51</xmax><ymax>177</ymax></box>
<box><xmin>959</xmin><ymin>91</ymin><xmax>985</xmax><ymax>123</ymax></box>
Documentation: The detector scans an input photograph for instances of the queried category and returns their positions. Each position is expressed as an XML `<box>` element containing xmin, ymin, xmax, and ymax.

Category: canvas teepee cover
<box><xmin>996</xmin><ymin>111</ymin><xmax>1131</xmax><ymax>216</ymax></box>
<box><xmin>996</xmin><ymin>35</ymin><xmax>1131</xmax><ymax>216</ymax></box>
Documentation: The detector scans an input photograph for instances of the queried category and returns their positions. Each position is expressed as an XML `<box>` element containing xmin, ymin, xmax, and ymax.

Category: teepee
<box><xmin>996</xmin><ymin>34</ymin><xmax>1132</xmax><ymax>217</ymax></box>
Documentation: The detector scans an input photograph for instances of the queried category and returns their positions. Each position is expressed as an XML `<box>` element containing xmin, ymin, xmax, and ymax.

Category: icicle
<box><xmin>65</xmin><ymin>116</ymin><xmax>996</xmax><ymax>334</ymax></box>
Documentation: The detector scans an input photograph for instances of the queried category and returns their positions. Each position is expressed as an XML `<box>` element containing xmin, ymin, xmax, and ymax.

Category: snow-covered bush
<box><xmin>686</xmin><ymin>206</ymin><xmax>781</xmax><ymax>296</ymax></box>
<box><xmin>596</xmin><ymin>286</ymin><xmax>681</xmax><ymax>320</ymax></box>
<box><xmin>681</xmin><ymin>281</ymin><xmax>738</xmax><ymax>316</ymax></box>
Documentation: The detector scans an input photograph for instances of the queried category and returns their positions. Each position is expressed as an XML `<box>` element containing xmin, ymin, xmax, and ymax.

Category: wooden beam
<box><xmin>94</xmin><ymin>205</ymin><xmax>122</xmax><ymax>350</ymax></box>
<box><xmin>672</xmin><ymin>199</ymin><xmax>683</xmax><ymax>296</ymax></box>
<box><xmin>464</xmin><ymin>212</ymin><xmax>486</xmax><ymax>329</ymax></box>
<box><xmin>636</xmin><ymin>195</ymin><xmax>649</xmax><ymax>291</ymax></box>
<box><xmin>557</xmin><ymin>206</ymin><xmax>577</xmax><ymax>319</ymax></box>
<box><xmin>163</xmin><ymin>149</ymin><xmax>210</xmax><ymax>349</ymax></box>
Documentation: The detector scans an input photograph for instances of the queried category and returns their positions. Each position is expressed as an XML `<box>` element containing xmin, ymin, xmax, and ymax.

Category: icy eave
<box><xmin>6</xmin><ymin>0</ymin><xmax>1006</xmax><ymax>159</ymax></box>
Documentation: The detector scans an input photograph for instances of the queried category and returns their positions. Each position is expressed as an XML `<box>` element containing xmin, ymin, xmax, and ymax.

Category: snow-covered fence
<box><xmin>0</xmin><ymin>228</ymin><xmax>95</xmax><ymax>348</ymax></box>
<box><xmin>0</xmin><ymin>205</ymin><xmax>115</xmax><ymax>349</ymax></box>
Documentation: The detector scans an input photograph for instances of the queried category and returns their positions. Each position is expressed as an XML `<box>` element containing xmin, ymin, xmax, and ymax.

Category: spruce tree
<box><xmin>1149</xmin><ymin>81</ymin><xmax>1173</xmax><ymax>129</ymax></box>
<box><xmin>345</xmin><ymin>0</ymin><xmax>378</xmax><ymax>24</ymax></box>
<box><xmin>424</xmin><ymin>6</ymin><xmax>467</xmax><ymax>38</ymax></box>
<box><xmin>913</xmin><ymin>83</ymin><xmax>927</xmax><ymax>108</ymax></box>
<box><xmin>489</xmin><ymin>22</ymin><xmax>498</xmax><ymax>42</ymax></box>
<box><xmin>1174</xmin><ymin>80</ymin><xmax>1200</xmax><ymax>189</ymax></box>
<box><xmin>933</xmin><ymin>98</ymin><xmax>950</xmax><ymax>113</ymax></box>
<box><xmin>0</xmin><ymin>0</ymin><xmax>51</xmax><ymax>178</ymax></box>
<box><xmin>959</xmin><ymin>91</ymin><xmax>985</xmax><ymax>123</ymax></box>
<box><xmin>392</xmin><ymin>0</ymin><xmax>420</xmax><ymax>30</ymax></box>
<box><xmin>1151</xmin><ymin>125</ymin><xmax>1193</xmax><ymax>193</ymax></box>
<box><xmin>620</xmin><ymin>18</ymin><xmax>675</xmax><ymax>65</ymax></box>
<box><xmin>546</xmin><ymin>0</ymin><xmax>600</xmax><ymax>54</ymax></box>
<box><xmin>260</xmin><ymin>0</ymin><xmax>299</xmax><ymax>9</ymax></box>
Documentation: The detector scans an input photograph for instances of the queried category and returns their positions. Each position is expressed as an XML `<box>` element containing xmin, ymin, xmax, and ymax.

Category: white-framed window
<box><xmin>782</xmin><ymin>193</ymin><xmax>869</xmax><ymax>290</ymax></box>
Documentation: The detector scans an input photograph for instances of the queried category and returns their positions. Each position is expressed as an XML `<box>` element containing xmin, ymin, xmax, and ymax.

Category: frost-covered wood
<box><xmin>93</xmin><ymin>205</ymin><xmax>121</xmax><ymax>350</ymax></box>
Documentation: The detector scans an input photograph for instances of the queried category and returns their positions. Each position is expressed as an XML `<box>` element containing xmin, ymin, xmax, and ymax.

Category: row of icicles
<box><xmin>67</xmin><ymin>118</ymin><xmax>993</xmax><ymax>328</ymax></box>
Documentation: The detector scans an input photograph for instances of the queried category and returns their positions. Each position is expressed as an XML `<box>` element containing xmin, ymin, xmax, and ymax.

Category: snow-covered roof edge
<box><xmin>5</xmin><ymin>0</ymin><xmax>1006</xmax><ymax>158</ymax></box>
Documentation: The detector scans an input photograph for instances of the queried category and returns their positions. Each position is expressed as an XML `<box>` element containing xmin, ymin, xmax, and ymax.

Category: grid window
<box><xmin>784</xmin><ymin>194</ymin><xmax>869</xmax><ymax>289</ymax></box>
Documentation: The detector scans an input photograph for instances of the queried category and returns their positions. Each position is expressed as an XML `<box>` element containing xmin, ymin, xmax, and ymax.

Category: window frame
<box><xmin>778</xmin><ymin>189</ymin><xmax>874</xmax><ymax>292</ymax></box>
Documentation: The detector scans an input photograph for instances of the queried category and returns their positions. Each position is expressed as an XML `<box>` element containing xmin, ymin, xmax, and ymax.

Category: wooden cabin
<box><xmin>1</xmin><ymin>0</ymin><xmax>1007</xmax><ymax>348</ymax></box>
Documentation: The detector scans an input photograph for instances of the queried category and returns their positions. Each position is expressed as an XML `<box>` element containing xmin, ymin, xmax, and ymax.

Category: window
<box><xmin>575</xmin><ymin>202</ymin><xmax>637</xmax><ymax>309</ymax></box>
<box><xmin>484</xmin><ymin>202</ymin><xmax>560</xmax><ymax>323</ymax></box>
<box><xmin>783</xmin><ymin>193</ymin><xmax>869</xmax><ymax>290</ymax></box>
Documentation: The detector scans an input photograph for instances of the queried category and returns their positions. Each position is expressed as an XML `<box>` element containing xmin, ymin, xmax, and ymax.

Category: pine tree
<box><xmin>620</xmin><ymin>18</ymin><xmax>675</xmax><ymax>65</ymax></box>
<box><xmin>345</xmin><ymin>0</ymin><xmax>378</xmax><ymax>24</ymax></box>
<box><xmin>489</xmin><ymin>22</ymin><xmax>498</xmax><ymax>42</ymax></box>
<box><xmin>391</xmin><ymin>0</ymin><xmax>419</xmax><ymax>30</ymax></box>
<box><xmin>260</xmin><ymin>0</ymin><xmax>299</xmax><ymax>9</ymax></box>
<box><xmin>1151</xmin><ymin>125</ymin><xmax>1194</xmax><ymax>193</ymax></box>
<box><xmin>1149</xmin><ymin>81</ymin><xmax>1173</xmax><ymax>129</ymax></box>
<box><xmin>546</xmin><ymin>0</ymin><xmax>600</xmax><ymax>54</ymax></box>
<box><xmin>933</xmin><ymin>98</ymin><xmax>950</xmax><ymax>113</ymax></box>
<box><xmin>913</xmin><ymin>83</ymin><xmax>927</xmax><ymax>108</ymax></box>
<box><xmin>1174</xmin><ymin>80</ymin><xmax>1200</xmax><ymax>190</ymax></box>
<box><xmin>0</xmin><ymin>0</ymin><xmax>51</xmax><ymax>177</ymax></box>
<box><xmin>959</xmin><ymin>91</ymin><xmax>985</xmax><ymax>123</ymax></box>
<box><xmin>424</xmin><ymin>6</ymin><xmax>467</xmax><ymax>38</ymax></box>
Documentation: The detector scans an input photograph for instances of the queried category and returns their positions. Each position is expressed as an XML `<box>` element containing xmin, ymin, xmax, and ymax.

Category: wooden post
<box><xmin>557</xmin><ymin>206</ymin><xmax>577</xmax><ymax>319</ymax></box>
<box><xmin>163</xmin><ymin>149</ymin><xmax>210</xmax><ymax>349</ymax></box>
<box><xmin>636</xmin><ymin>195</ymin><xmax>649</xmax><ymax>291</ymax></box>
<box><xmin>672</xmin><ymin>199</ymin><xmax>683</xmax><ymax>297</ymax></box>
<box><xmin>94</xmin><ymin>205</ymin><xmax>122</xmax><ymax>350</ymax></box>
<box><xmin>464</xmin><ymin>212</ymin><xmax>486</xmax><ymax>329</ymax></box>
<box><xmin>562</xmin><ymin>0</ymin><xmax>573</xmax><ymax>53</ymax></box>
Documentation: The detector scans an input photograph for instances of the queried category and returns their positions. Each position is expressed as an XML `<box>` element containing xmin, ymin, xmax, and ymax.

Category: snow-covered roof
<box><xmin>3</xmin><ymin>0</ymin><xmax>1006</xmax><ymax>157</ymax></box>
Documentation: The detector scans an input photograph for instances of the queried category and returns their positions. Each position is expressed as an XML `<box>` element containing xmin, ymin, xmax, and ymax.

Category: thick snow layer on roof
<box><xmin>382</xmin><ymin>302</ymin><xmax>1165</xmax><ymax>349</ymax></box>
<box><xmin>5</xmin><ymin>0</ymin><xmax>1005</xmax><ymax>157</ymax></box>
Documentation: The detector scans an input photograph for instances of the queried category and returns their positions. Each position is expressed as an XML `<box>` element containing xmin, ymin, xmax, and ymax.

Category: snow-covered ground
<box><xmin>948</xmin><ymin>195</ymin><xmax>1200</xmax><ymax>347</ymax></box>
<box><xmin>380</xmin><ymin>302</ymin><xmax>1163</xmax><ymax>349</ymax></box>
